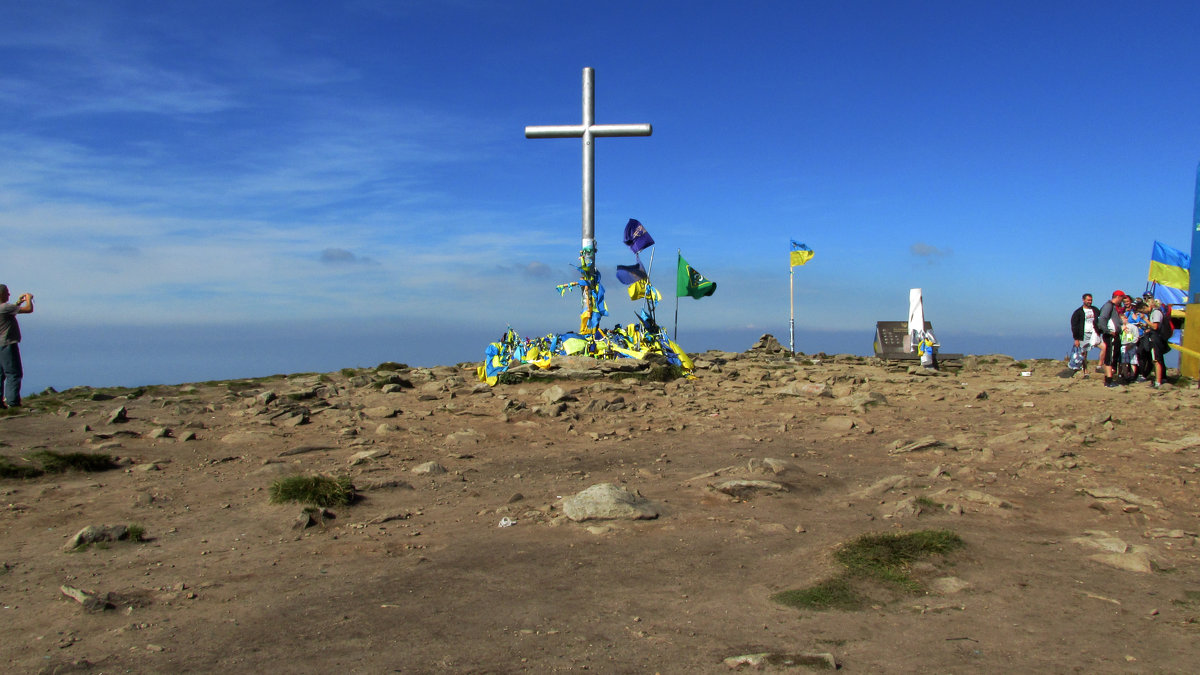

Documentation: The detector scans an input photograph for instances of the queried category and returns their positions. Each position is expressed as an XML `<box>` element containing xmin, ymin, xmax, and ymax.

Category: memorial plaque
<box><xmin>874</xmin><ymin>321</ymin><xmax>924</xmax><ymax>358</ymax></box>
<box><xmin>874</xmin><ymin>321</ymin><xmax>961</xmax><ymax>362</ymax></box>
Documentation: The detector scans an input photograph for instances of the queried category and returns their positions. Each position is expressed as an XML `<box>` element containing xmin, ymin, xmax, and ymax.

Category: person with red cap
<box><xmin>1095</xmin><ymin>290</ymin><xmax>1127</xmax><ymax>388</ymax></box>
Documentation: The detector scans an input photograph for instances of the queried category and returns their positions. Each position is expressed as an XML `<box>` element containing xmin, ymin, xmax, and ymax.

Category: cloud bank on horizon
<box><xmin>2</xmin><ymin>1</ymin><xmax>1199</xmax><ymax>359</ymax></box>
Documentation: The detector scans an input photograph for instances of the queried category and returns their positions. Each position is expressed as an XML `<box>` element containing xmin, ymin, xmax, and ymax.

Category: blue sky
<box><xmin>2</xmin><ymin>1</ymin><xmax>1198</xmax><ymax>391</ymax></box>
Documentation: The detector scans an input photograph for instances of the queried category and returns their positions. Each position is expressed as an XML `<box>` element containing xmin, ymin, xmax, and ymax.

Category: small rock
<box><xmin>1090</xmin><ymin>551</ymin><xmax>1154</xmax><ymax>573</ymax></box>
<box><xmin>363</xmin><ymin>406</ymin><xmax>399</xmax><ymax>419</ymax></box>
<box><xmin>541</xmin><ymin>385</ymin><xmax>576</xmax><ymax>404</ymax></box>
<box><xmin>823</xmin><ymin>416</ymin><xmax>855</xmax><ymax>432</ymax></box>
<box><xmin>891</xmin><ymin>437</ymin><xmax>944</xmax><ymax>454</ymax></box>
<box><xmin>723</xmin><ymin>652</ymin><xmax>838</xmax><ymax>670</ymax></box>
<box><xmin>854</xmin><ymin>475</ymin><xmax>912</xmax><ymax>499</ymax></box>
<box><xmin>412</xmin><ymin>461</ymin><xmax>447</xmax><ymax>476</ymax></box>
<box><xmin>60</xmin><ymin>585</ymin><xmax>113</xmax><ymax>612</ymax></box>
<box><xmin>107</xmin><ymin>406</ymin><xmax>128</xmax><ymax>424</ymax></box>
<box><xmin>65</xmin><ymin>525</ymin><xmax>131</xmax><ymax>550</ymax></box>
<box><xmin>712</xmin><ymin>479</ymin><xmax>789</xmax><ymax>497</ymax></box>
<box><xmin>349</xmin><ymin>449</ymin><xmax>390</xmax><ymax>466</ymax></box>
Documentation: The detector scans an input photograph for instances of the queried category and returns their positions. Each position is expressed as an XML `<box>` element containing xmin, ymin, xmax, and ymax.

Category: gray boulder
<box><xmin>562</xmin><ymin>483</ymin><xmax>660</xmax><ymax>522</ymax></box>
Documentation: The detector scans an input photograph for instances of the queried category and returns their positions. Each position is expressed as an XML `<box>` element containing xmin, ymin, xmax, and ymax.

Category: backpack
<box><xmin>1156</xmin><ymin>310</ymin><xmax>1175</xmax><ymax>341</ymax></box>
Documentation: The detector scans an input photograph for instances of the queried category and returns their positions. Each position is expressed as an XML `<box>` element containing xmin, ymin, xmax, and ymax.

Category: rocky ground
<box><xmin>2</xmin><ymin>337</ymin><xmax>1200</xmax><ymax>674</ymax></box>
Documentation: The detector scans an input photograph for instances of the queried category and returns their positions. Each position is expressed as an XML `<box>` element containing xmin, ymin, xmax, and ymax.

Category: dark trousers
<box><xmin>0</xmin><ymin>343</ymin><xmax>22</xmax><ymax>406</ymax></box>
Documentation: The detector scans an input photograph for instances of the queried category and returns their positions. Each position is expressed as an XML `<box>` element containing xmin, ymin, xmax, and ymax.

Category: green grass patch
<box><xmin>914</xmin><ymin>496</ymin><xmax>943</xmax><ymax>509</ymax></box>
<box><xmin>26</xmin><ymin>450</ymin><xmax>117</xmax><ymax>474</ymax></box>
<box><xmin>269</xmin><ymin>474</ymin><xmax>355</xmax><ymax>508</ymax></box>
<box><xmin>340</xmin><ymin>368</ymin><xmax>360</xmax><ymax>377</ymax></box>
<box><xmin>0</xmin><ymin>456</ymin><xmax>44</xmax><ymax>479</ymax></box>
<box><xmin>376</xmin><ymin>362</ymin><xmax>409</xmax><ymax>372</ymax></box>
<box><xmin>127</xmin><ymin>524</ymin><xmax>146</xmax><ymax>542</ymax></box>
<box><xmin>772</xmin><ymin>529</ymin><xmax>966</xmax><ymax>611</ymax></box>
<box><xmin>835</xmin><ymin>529</ymin><xmax>964</xmax><ymax>591</ymax></box>
<box><xmin>772</xmin><ymin>577</ymin><xmax>861</xmax><ymax>611</ymax></box>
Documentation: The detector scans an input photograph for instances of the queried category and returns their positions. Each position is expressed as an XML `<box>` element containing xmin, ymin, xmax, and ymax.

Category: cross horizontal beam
<box><xmin>525</xmin><ymin>124</ymin><xmax>652</xmax><ymax>139</ymax></box>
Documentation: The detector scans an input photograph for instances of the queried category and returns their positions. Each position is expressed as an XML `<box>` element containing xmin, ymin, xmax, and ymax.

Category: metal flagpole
<box><xmin>645</xmin><ymin>247</ymin><xmax>656</xmax><ymax>324</ymax></box>
<box><xmin>673</xmin><ymin>250</ymin><xmax>681</xmax><ymax>341</ymax></box>
<box><xmin>789</xmin><ymin>263</ymin><xmax>795</xmax><ymax>354</ymax></box>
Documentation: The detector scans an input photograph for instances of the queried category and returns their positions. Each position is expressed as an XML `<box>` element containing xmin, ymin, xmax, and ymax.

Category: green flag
<box><xmin>676</xmin><ymin>253</ymin><xmax>716</xmax><ymax>299</ymax></box>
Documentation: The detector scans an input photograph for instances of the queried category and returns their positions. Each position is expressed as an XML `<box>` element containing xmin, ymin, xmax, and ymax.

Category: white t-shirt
<box><xmin>1082</xmin><ymin>306</ymin><xmax>1100</xmax><ymax>346</ymax></box>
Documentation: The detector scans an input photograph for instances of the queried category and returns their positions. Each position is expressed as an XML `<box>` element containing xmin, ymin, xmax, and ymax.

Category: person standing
<box><xmin>1146</xmin><ymin>298</ymin><xmax>1170</xmax><ymax>389</ymax></box>
<box><xmin>0</xmin><ymin>284</ymin><xmax>34</xmax><ymax>408</ymax></box>
<box><xmin>1070</xmin><ymin>293</ymin><xmax>1101</xmax><ymax>375</ymax></box>
<box><xmin>1095</xmin><ymin>290</ymin><xmax>1126</xmax><ymax>388</ymax></box>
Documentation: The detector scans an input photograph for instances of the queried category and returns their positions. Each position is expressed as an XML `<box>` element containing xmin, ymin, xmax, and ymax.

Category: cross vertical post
<box><xmin>525</xmin><ymin>67</ymin><xmax>652</xmax><ymax>251</ymax></box>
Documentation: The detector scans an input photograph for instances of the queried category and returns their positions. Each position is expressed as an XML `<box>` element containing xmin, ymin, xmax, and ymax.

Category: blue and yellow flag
<box><xmin>790</xmin><ymin>240</ymin><xmax>814</xmax><ymax>267</ymax></box>
<box><xmin>1148</xmin><ymin>240</ymin><xmax>1190</xmax><ymax>304</ymax></box>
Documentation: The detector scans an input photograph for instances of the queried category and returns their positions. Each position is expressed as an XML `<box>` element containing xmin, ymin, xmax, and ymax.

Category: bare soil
<box><xmin>2</xmin><ymin>350</ymin><xmax>1199</xmax><ymax>674</ymax></box>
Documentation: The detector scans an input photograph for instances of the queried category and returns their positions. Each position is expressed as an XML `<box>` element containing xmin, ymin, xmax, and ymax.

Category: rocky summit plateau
<box><xmin>2</xmin><ymin>338</ymin><xmax>1199</xmax><ymax>673</ymax></box>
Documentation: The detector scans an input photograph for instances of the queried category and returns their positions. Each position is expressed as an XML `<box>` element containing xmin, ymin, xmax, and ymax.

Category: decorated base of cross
<box><xmin>477</xmin><ymin>242</ymin><xmax>694</xmax><ymax>385</ymax></box>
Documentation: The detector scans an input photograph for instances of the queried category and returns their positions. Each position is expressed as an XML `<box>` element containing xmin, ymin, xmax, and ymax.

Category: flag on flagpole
<box><xmin>615</xmin><ymin>261</ymin><xmax>648</xmax><ymax>285</ymax></box>
<box><xmin>677</xmin><ymin>253</ymin><xmax>716</xmax><ymax>299</ymax></box>
<box><xmin>623</xmin><ymin>218</ymin><xmax>655</xmax><ymax>254</ymax></box>
<box><xmin>628</xmin><ymin>279</ymin><xmax>661</xmax><ymax>302</ymax></box>
<box><xmin>789</xmin><ymin>240</ymin><xmax>814</xmax><ymax>267</ymax></box>
<box><xmin>1148</xmin><ymin>240</ymin><xmax>1190</xmax><ymax>305</ymax></box>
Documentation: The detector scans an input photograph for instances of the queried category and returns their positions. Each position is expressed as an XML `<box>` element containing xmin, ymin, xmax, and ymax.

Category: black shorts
<box><xmin>1103</xmin><ymin>333</ymin><xmax>1121</xmax><ymax>368</ymax></box>
<box><xmin>1149</xmin><ymin>334</ymin><xmax>1169</xmax><ymax>364</ymax></box>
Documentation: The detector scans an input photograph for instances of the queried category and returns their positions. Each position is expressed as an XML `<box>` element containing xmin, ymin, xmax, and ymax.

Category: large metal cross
<box><xmin>525</xmin><ymin>67</ymin><xmax>652</xmax><ymax>250</ymax></box>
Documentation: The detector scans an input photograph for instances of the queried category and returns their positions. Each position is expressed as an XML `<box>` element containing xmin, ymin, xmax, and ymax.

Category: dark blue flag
<box><xmin>623</xmin><ymin>219</ymin><xmax>655</xmax><ymax>254</ymax></box>
<box><xmin>615</xmin><ymin>261</ymin><xmax>648</xmax><ymax>285</ymax></box>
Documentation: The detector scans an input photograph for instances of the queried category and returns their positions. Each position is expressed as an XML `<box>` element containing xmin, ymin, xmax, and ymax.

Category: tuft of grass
<box><xmin>25</xmin><ymin>450</ymin><xmax>116</xmax><ymax>474</ymax></box>
<box><xmin>127</xmin><ymin>524</ymin><xmax>146</xmax><ymax>542</ymax></box>
<box><xmin>835</xmin><ymin>529</ymin><xmax>965</xmax><ymax>591</ymax></box>
<box><xmin>340</xmin><ymin>368</ymin><xmax>359</xmax><ymax>377</ymax></box>
<box><xmin>772</xmin><ymin>577</ymin><xmax>861</xmax><ymax>611</ymax></box>
<box><xmin>772</xmin><ymin>529</ymin><xmax>966</xmax><ymax>611</ymax></box>
<box><xmin>269</xmin><ymin>474</ymin><xmax>355</xmax><ymax>508</ymax></box>
<box><xmin>645</xmin><ymin>364</ymin><xmax>684</xmax><ymax>382</ymax></box>
<box><xmin>914</xmin><ymin>496</ymin><xmax>944</xmax><ymax>510</ymax></box>
<box><xmin>376</xmin><ymin>361</ymin><xmax>409</xmax><ymax>372</ymax></box>
<box><xmin>0</xmin><ymin>456</ymin><xmax>45</xmax><ymax>479</ymax></box>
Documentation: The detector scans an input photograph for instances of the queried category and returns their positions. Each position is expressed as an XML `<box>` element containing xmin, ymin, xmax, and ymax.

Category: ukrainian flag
<box><xmin>790</xmin><ymin>240</ymin><xmax>814</xmax><ymax>267</ymax></box>
<box><xmin>1148</xmin><ymin>240</ymin><xmax>1190</xmax><ymax>304</ymax></box>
